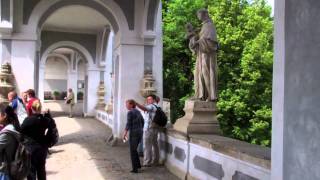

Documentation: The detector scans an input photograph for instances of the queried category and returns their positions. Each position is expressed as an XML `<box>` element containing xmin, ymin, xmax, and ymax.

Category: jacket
<box><xmin>21</xmin><ymin>114</ymin><xmax>50</xmax><ymax>147</ymax></box>
<box><xmin>0</xmin><ymin>124</ymin><xmax>20</xmax><ymax>174</ymax></box>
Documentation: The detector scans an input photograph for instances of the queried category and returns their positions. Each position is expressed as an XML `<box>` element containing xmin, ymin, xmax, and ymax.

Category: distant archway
<box><xmin>41</xmin><ymin>41</ymin><xmax>94</xmax><ymax>69</ymax></box>
<box><xmin>39</xmin><ymin>41</ymin><xmax>94</xmax><ymax>114</ymax></box>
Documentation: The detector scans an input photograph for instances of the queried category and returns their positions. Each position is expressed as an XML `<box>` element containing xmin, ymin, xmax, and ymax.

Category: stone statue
<box><xmin>187</xmin><ymin>9</ymin><xmax>218</xmax><ymax>101</ymax></box>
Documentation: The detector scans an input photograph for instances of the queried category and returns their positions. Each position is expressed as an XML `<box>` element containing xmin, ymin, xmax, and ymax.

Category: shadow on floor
<box><xmin>46</xmin><ymin>102</ymin><xmax>178</xmax><ymax>180</ymax></box>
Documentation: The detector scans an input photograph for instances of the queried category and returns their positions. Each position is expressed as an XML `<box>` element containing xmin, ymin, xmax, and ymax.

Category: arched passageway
<box><xmin>3</xmin><ymin>0</ymin><xmax>163</xmax><ymax>139</ymax></box>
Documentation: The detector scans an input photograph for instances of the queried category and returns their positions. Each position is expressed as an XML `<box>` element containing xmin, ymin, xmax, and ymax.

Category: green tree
<box><xmin>163</xmin><ymin>0</ymin><xmax>273</xmax><ymax>146</ymax></box>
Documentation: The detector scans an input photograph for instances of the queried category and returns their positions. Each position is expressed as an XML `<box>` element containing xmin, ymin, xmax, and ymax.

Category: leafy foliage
<box><xmin>163</xmin><ymin>0</ymin><xmax>273</xmax><ymax>146</ymax></box>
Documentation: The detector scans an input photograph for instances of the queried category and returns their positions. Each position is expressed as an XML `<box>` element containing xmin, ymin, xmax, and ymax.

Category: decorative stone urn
<box><xmin>105</xmin><ymin>72</ymin><xmax>114</xmax><ymax>114</ymax></box>
<box><xmin>105</xmin><ymin>97</ymin><xmax>113</xmax><ymax>114</ymax></box>
<box><xmin>140</xmin><ymin>72</ymin><xmax>157</xmax><ymax>98</ymax></box>
<box><xmin>0</xmin><ymin>63</ymin><xmax>15</xmax><ymax>105</ymax></box>
<box><xmin>96</xmin><ymin>81</ymin><xmax>106</xmax><ymax>110</ymax></box>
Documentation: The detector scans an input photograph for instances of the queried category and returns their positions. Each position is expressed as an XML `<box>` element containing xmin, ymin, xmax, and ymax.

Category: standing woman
<box><xmin>21</xmin><ymin>100</ymin><xmax>50</xmax><ymax>180</ymax></box>
<box><xmin>0</xmin><ymin>104</ymin><xmax>21</xmax><ymax>180</ymax></box>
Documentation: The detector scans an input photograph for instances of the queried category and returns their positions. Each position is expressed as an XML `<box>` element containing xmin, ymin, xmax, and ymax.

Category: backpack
<box><xmin>152</xmin><ymin>105</ymin><xmax>168</xmax><ymax>127</ymax></box>
<box><xmin>43</xmin><ymin>112</ymin><xmax>59</xmax><ymax>148</ymax></box>
<box><xmin>2</xmin><ymin>131</ymin><xmax>31</xmax><ymax>180</ymax></box>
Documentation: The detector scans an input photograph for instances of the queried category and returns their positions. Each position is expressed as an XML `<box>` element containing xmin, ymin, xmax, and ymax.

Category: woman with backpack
<box><xmin>0</xmin><ymin>103</ymin><xmax>22</xmax><ymax>180</ymax></box>
<box><xmin>21</xmin><ymin>100</ymin><xmax>52</xmax><ymax>180</ymax></box>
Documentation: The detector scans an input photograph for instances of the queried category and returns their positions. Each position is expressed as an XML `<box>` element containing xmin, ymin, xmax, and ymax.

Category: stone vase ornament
<box><xmin>0</xmin><ymin>63</ymin><xmax>15</xmax><ymax>105</ymax></box>
<box><xmin>140</xmin><ymin>72</ymin><xmax>157</xmax><ymax>98</ymax></box>
<box><xmin>105</xmin><ymin>73</ymin><xmax>114</xmax><ymax>114</ymax></box>
<box><xmin>105</xmin><ymin>97</ymin><xmax>113</xmax><ymax>114</ymax></box>
<box><xmin>96</xmin><ymin>81</ymin><xmax>106</xmax><ymax>110</ymax></box>
<box><xmin>174</xmin><ymin>9</ymin><xmax>222</xmax><ymax>135</ymax></box>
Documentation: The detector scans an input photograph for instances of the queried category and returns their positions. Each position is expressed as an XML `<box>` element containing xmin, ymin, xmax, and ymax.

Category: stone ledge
<box><xmin>166</xmin><ymin>128</ymin><xmax>189</xmax><ymax>141</ymax></box>
<box><xmin>189</xmin><ymin>134</ymin><xmax>271</xmax><ymax>169</ymax></box>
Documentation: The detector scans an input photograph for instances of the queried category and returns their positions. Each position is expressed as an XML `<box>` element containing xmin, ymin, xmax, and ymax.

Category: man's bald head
<box><xmin>8</xmin><ymin>91</ymin><xmax>17</xmax><ymax>102</ymax></box>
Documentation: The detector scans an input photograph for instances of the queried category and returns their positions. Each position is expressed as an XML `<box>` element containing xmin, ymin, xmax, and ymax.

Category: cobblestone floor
<box><xmin>44</xmin><ymin>102</ymin><xmax>178</xmax><ymax>180</ymax></box>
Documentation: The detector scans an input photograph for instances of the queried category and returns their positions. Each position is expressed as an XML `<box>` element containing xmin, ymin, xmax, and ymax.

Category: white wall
<box><xmin>45</xmin><ymin>57</ymin><xmax>68</xmax><ymax>79</ymax></box>
<box><xmin>11</xmin><ymin>40</ymin><xmax>37</xmax><ymax>93</ymax></box>
<box><xmin>77</xmin><ymin>59</ymin><xmax>85</xmax><ymax>80</ymax></box>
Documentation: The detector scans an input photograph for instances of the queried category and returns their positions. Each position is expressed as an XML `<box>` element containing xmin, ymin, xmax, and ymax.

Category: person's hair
<box><xmin>31</xmin><ymin>100</ymin><xmax>42</xmax><ymax>113</ymax></box>
<box><xmin>26</xmin><ymin>89</ymin><xmax>36</xmax><ymax>98</ymax></box>
<box><xmin>8</xmin><ymin>91</ymin><xmax>17</xmax><ymax>98</ymax></box>
<box><xmin>156</xmin><ymin>96</ymin><xmax>160</xmax><ymax>103</ymax></box>
<box><xmin>126</xmin><ymin>99</ymin><xmax>136</xmax><ymax>108</ymax></box>
<box><xmin>0</xmin><ymin>103</ymin><xmax>21</xmax><ymax>132</ymax></box>
<box><xmin>147</xmin><ymin>94</ymin><xmax>157</xmax><ymax>100</ymax></box>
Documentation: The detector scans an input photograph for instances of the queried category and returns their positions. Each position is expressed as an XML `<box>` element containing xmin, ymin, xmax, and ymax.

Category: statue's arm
<box><xmin>198</xmin><ymin>37</ymin><xmax>218</xmax><ymax>53</ymax></box>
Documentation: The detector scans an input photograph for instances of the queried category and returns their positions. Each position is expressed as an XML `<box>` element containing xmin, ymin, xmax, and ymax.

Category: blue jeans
<box><xmin>129</xmin><ymin>132</ymin><xmax>142</xmax><ymax>170</ymax></box>
<box><xmin>0</xmin><ymin>172</ymin><xmax>10</xmax><ymax>180</ymax></box>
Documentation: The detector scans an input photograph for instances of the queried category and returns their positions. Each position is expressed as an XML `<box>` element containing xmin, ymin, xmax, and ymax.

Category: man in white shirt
<box><xmin>136</xmin><ymin>94</ymin><xmax>159</xmax><ymax>166</ymax></box>
<box><xmin>8</xmin><ymin>91</ymin><xmax>27</xmax><ymax>124</ymax></box>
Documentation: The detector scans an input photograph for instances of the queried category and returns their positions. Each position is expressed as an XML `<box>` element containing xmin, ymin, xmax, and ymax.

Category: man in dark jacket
<box><xmin>123</xmin><ymin>99</ymin><xmax>144</xmax><ymax>173</ymax></box>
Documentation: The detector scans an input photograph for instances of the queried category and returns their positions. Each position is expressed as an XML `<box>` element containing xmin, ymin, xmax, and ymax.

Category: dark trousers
<box><xmin>27</xmin><ymin>145</ymin><xmax>47</xmax><ymax>180</ymax></box>
<box><xmin>129</xmin><ymin>132</ymin><xmax>142</xmax><ymax>171</ymax></box>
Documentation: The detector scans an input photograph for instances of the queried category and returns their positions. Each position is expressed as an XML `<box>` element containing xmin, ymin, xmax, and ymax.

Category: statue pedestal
<box><xmin>173</xmin><ymin>100</ymin><xmax>221</xmax><ymax>135</ymax></box>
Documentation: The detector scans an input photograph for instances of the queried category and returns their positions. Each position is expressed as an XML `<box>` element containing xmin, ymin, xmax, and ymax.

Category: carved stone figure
<box><xmin>187</xmin><ymin>9</ymin><xmax>218</xmax><ymax>101</ymax></box>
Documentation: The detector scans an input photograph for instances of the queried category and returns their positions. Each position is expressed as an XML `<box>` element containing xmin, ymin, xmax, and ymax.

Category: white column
<box><xmin>113</xmin><ymin>44</ymin><xmax>144</xmax><ymax>138</ymax></box>
<box><xmin>153</xmin><ymin>2</ymin><xmax>163</xmax><ymax>104</ymax></box>
<box><xmin>11</xmin><ymin>40</ymin><xmax>37</xmax><ymax>94</ymax></box>
<box><xmin>272</xmin><ymin>0</ymin><xmax>320</xmax><ymax>179</ymax></box>
<box><xmin>38</xmin><ymin>64</ymin><xmax>45</xmax><ymax>102</ymax></box>
<box><xmin>67</xmin><ymin>71</ymin><xmax>78</xmax><ymax>103</ymax></box>
<box><xmin>104</xmin><ymin>31</ymin><xmax>114</xmax><ymax>103</ymax></box>
<box><xmin>86</xmin><ymin>68</ymin><xmax>100</xmax><ymax>116</ymax></box>
<box><xmin>0</xmin><ymin>40</ymin><xmax>2</xmax><ymax>65</ymax></box>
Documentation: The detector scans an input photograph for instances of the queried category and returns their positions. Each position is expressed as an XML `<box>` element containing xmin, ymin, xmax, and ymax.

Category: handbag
<box><xmin>66</xmin><ymin>99</ymin><xmax>72</xmax><ymax>104</ymax></box>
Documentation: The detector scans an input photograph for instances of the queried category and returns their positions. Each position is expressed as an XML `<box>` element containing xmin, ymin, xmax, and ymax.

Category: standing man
<box><xmin>65</xmin><ymin>88</ymin><xmax>75</xmax><ymax>118</ymax></box>
<box><xmin>123</xmin><ymin>100</ymin><xmax>144</xmax><ymax>173</ymax></box>
<box><xmin>26</xmin><ymin>89</ymin><xmax>39</xmax><ymax>117</ymax></box>
<box><xmin>136</xmin><ymin>94</ymin><xmax>159</xmax><ymax>166</ymax></box>
<box><xmin>8</xmin><ymin>91</ymin><xmax>28</xmax><ymax>124</ymax></box>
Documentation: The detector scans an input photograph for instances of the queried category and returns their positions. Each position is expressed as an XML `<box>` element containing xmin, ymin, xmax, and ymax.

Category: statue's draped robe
<box><xmin>191</xmin><ymin>19</ymin><xmax>218</xmax><ymax>101</ymax></box>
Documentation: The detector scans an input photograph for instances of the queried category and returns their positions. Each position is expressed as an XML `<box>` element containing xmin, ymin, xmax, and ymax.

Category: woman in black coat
<box><xmin>21</xmin><ymin>100</ymin><xmax>51</xmax><ymax>180</ymax></box>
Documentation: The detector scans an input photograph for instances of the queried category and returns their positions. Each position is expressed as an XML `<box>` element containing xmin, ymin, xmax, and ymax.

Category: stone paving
<box><xmin>44</xmin><ymin>102</ymin><xmax>178</xmax><ymax>180</ymax></box>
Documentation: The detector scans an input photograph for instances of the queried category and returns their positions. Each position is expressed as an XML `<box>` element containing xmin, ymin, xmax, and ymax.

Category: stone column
<box><xmin>272</xmin><ymin>0</ymin><xmax>320</xmax><ymax>179</ymax></box>
<box><xmin>38</xmin><ymin>64</ymin><xmax>45</xmax><ymax>102</ymax></box>
<box><xmin>86</xmin><ymin>68</ymin><xmax>100</xmax><ymax>116</ymax></box>
<box><xmin>113</xmin><ymin>44</ymin><xmax>144</xmax><ymax>138</ymax></box>
<box><xmin>67</xmin><ymin>71</ymin><xmax>78</xmax><ymax>103</ymax></box>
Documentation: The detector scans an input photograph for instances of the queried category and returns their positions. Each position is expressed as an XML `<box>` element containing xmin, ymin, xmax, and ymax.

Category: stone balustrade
<box><xmin>159</xmin><ymin>129</ymin><xmax>271</xmax><ymax>180</ymax></box>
